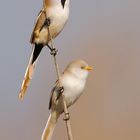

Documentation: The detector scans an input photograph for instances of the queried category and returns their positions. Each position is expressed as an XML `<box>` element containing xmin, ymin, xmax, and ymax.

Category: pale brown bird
<box><xmin>19</xmin><ymin>0</ymin><xmax>70</xmax><ymax>99</ymax></box>
<box><xmin>41</xmin><ymin>60</ymin><xmax>92</xmax><ymax>140</ymax></box>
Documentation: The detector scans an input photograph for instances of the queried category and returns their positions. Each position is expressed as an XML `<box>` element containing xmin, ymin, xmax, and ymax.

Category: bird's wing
<box><xmin>30</xmin><ymin>9</ymin><xmax>46</xmax><ymax>44</ymax></box>
<box><xmin>49</xmin><ymin>80</ymin><xmax>63</xmax><ymax>109</ymax></box>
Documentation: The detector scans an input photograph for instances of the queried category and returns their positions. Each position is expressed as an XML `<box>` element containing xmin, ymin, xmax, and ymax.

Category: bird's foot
<box><xmin>58</xmin><ymin>86</ymin><xmax>64</xmax><ymax>94</ymax></box>
<box><xmin>63</xmin><ymin>113</ymin><xmax>70</xmax><ymax>121</ymax></box>
<box><xmin>42</xmin><ymin>18</ymin><xmax>51</xmax><ymax>27</ymax></box>
<box><xmin>45</xmin><ymin>18</ymin><xmax>51</xmax><ymax>26</ymax></box>
<box><xmin>39</xmin><ymin>17</ymin><xmax>51</xmax><ymax>32</ymax></box>
<box><xmin>56</xmin><ymin>86</ymin><xmax>64</xmax><ymax>101</ymax></box>
<box><xmin>50</xmin><ymin>48</ymin><xmax>58</xmax><ymax>56</ymax></box>
<box><xmin>47</xmin><ymin>44</ymin><xmax>58</xmax><ymax>56</ymax></box>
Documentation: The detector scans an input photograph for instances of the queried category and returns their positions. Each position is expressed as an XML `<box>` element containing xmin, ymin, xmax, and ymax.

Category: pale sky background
<box><xmin>0</xmin><ymin>0</ymin><xmax>140</xmax><ymax>140</ymax></box>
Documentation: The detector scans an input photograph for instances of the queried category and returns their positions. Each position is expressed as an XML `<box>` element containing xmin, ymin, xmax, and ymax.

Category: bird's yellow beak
<box><xmin>84</xmin><ymin>66</ymin><xmax>93</xmax><ymax>71</ymax></box>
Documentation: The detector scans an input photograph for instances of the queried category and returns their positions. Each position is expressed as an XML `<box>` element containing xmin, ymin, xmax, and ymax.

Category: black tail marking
<box><xmin>32</xmin><ymin>43</ymin><xmax>43</xmax><ymax>64</ymax></box>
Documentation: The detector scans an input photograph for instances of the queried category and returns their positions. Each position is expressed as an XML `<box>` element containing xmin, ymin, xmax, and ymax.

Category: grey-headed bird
<box><xmin>41</xmin><ymin>60</ymin><xmax>92</xmax><ymax>140</ymax></box>
<box><xmin>19</xmin><ymin>0</ymin><xmax>70</xmax><ymax>99</ymax></box>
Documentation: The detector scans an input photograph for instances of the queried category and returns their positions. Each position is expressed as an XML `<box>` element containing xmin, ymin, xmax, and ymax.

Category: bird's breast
<box><xmin>48</xmin><ymin>3</ymin><xmax>69</xmax><ymax>38</ymax></box>
<box><xmin>62</xmin><ymin>75</ymin><xmax>86</xmax><ymax>106</ymax></box>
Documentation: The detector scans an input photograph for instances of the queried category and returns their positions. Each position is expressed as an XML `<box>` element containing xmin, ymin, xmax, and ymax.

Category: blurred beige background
<box><xmin>0</xmin><ymin>0</ymin><xmax>140</xmax><ymax>140</ymax></box>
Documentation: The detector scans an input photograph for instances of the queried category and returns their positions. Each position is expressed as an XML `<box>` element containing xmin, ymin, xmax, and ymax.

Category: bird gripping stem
<box><xmin>43</xmin><ymin>6</ymin><xmax>74</xmax><ymax>140</ymax></box>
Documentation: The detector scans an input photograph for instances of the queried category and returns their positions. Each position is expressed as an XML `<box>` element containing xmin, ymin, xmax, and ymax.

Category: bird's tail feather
<box><xmin>19</xmin><ymin>44</ymin><xmax>43</xmax><ymax>100</ymax></box>
<box><xmin>41</xmin><ymin>112</ymin><xmax>59</xmax><ymax>140</ymax></box>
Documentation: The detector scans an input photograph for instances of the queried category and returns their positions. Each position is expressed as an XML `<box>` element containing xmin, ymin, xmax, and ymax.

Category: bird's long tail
<box><xmin>41</xmin><ymin>112</ymin><xmax>59</xmax><ymax>140</ymax></box>
<box><xmin>19</xmin><ymin>44</ymin><xmax>43</xmax><ymax>100</ymax></box>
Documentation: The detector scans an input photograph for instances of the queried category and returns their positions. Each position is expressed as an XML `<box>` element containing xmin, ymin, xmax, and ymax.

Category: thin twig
<box><xmin>43</xmin><ymin>8</ymin><xmax>74</xmax><ymax>140</ymax></box>
<box><xmin>48</xmin><ymin>28</ymin><xmax>60</xmax><ymax>80</ymax></box>
<box><xmin>47</xmin><ymin>25</ymin><xmax>74</xmax><ymax>140</ymax></box>
<box><xmin>62</xmin><ymin>93</ymin><xmax>73</xmax><ymax>140</ymax></box>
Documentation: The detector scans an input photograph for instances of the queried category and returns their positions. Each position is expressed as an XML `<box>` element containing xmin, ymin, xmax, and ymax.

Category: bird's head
<box><xmin>65</xmin><ymin>60</ymin><xmax>93</xmax><ymax>80</ymax></box>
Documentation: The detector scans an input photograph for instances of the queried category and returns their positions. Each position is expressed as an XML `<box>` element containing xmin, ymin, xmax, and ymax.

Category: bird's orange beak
<box><xmin>84</xmin><ymin>66</ymin><xmax>93</xmax><ymax>71</ymax></box>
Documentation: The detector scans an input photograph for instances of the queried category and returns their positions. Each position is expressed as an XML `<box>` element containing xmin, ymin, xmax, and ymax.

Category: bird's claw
<box><xmin>50</xmin><ymin>48</ymin><xmax>58</xmax><ymax>56</ymax></box>
<box><xmin>63</xmin><ymin>113</ymin><xmax>70</xmax><ymax>121</ymax></box>
<box><xmin>39</xmin><ymin>17</ymin><xmax>51</xmax><ymax>32</ymax></box>
<box><xmin>58</xmin><ymin>86</ymin><xmax>64</xmax><ymax>94</ymax></box>
<box><xmin>56</xmin><ymin>86</ymin><xmax>64</xmax><ymax>101</ymax></box>
<box><xmin>46</xmin><ymin>18</ymin><xmax>51</xmax><ymax>26</ymax></box>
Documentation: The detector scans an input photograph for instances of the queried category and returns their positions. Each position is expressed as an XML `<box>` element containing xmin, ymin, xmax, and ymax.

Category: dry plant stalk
<box><xmin>44</xmin><ymin>9</ymin><xmax>74</xmax><ymax>140</ymax></box>
<box><xmin>48</xmin><ymin>27</ymin><xmax>74</xmax><ymax>140</ymax></box>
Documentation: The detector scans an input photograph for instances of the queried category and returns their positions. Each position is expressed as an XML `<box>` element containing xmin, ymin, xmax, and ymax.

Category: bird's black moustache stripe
<box><xmin>61</xmin><ymin>0</ymin><xmax>66</xmax><ymax>8</ymax></box>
